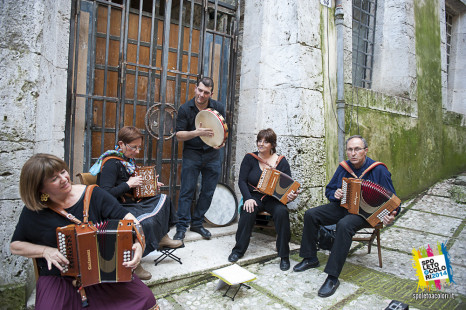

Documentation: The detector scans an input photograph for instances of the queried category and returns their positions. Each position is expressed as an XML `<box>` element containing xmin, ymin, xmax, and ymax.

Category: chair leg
<box><xmin>376</xmin><ymin>228</ymin><xmax>382</xmax><ymax>268</ymax></box>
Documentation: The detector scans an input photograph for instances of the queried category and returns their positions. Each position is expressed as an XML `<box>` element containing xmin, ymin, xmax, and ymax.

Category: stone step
<box><xmin>141</xmin><ymin>222</ymin><xmax>300</xmax><ymax>297</ymax></box>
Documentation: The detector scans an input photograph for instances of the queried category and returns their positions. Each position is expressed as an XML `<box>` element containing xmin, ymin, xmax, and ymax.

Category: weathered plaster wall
<box><xmin>0</xmin><ymin>0</ymin><xmax>71</xmax><ymax>306</ymax></box>
<box><xmin>344</xmin><ymin>0</ymin><xmax>466</xmax><ymax>200</ymax></box>
<box><xmin>235</xmin><ymin>0</ymin><xmax>329</xmax><ymax>236</ymax></box>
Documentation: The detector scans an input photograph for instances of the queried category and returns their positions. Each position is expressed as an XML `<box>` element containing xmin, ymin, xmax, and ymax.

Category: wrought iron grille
<box><xmin>446</xmin><ymin>10</ymin><xmax>453</xmax><ymax>76</ymax></box>
<box><xmin>352</xmin><ymin>0</ymin><xmax>377</xmax><ymax>88</ymax></box>
<box><xmin>65</xmin><ymin>0</ymin><xmax>240</xmax><ymax>203</ymax></box>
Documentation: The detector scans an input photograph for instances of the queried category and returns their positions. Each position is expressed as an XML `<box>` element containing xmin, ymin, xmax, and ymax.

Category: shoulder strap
<box><xmin>339</xmin><ymin>161</ymin><xmax>358</xmax><ymax>178</ymax></box>
<box><xmin>100</xmin><ymin>156</ymin><xmax>126</xmax><ymax>172</ymax></box>
<box><xmin>82</xmin><ymin>185</ymin><xmax>98</xmax><ymax>224</ymax></box>
<box><xmin>359</xmin><ymin>161</ymin><xmax>387</xmax><ymax>179</ymax></box>
<box><xmin>339</xmin><ymin>161</ymin><xmax>387</xmax><ymax>179</ymax></box>
<box><xmin>274</xmin><ymin>155</ymin><xmax>285</xmax><ymax>168</ymax></box>
<box><xmin>248</xmin><ymin>153</ymin><xmax>284</xmax><ymax>169</ymax></box>
<box><xmin>247</xmin><ymin>153</ymin><xmax>271</xmax><ymax>168</ymax></box>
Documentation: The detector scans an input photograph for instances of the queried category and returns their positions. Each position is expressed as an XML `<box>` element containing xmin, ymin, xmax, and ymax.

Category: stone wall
<box><xmin>234</xmin><ymin>0</ymin><xmax>329</xmax><ymax>236</ymax></box>
<box><xmin>0</xmin><ymin>0</ymin><xmax>71</xmax><ymax>305</ymax></box>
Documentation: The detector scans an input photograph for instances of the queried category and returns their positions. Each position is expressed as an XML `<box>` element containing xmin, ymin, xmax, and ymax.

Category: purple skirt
<box><xmin>35</xmin><ymin>275</ymin><xmax>157</xmax><ymax>310</ymax></box>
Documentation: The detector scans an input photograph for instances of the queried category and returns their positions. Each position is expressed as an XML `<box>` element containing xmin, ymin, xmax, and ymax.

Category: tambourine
<box><xmin>145</xmin><ymin>103</ymin><xmax>177</xmax><ymax>140</ymax></box>
<box><xmin>194</xmin><ymin>108</ymin><xmax>228</xmax><ymax>148</ymax></box>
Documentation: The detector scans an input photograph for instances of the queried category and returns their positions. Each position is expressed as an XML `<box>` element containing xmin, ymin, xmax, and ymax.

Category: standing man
<box><xmin>173</xmin><ymin>77</ymin><xmax>225</xmax><ymax>240</ymax></box>
<box><xmin>293</xmin><ymin>135</ymin><xmax>399</xmax><ymax>297</ymax></box>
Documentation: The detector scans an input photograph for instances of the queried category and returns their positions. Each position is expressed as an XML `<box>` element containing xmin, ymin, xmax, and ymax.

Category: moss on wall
<box><xmin>0</xmin><ymin>283</ymin><xmax>26</xmax><ymax>310</ymax></box>
<box><xmin>341</xmin><ymin>0</ymin><xmax>466</xmax><ymax>199</ymax></box>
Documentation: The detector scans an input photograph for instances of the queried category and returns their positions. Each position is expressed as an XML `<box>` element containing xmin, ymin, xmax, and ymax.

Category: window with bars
<box><xmin>445</xmin><ymin>10</ymin><xmax>453</xmax><ymax>76</ymax></box>
<box><xmin>352</xmin><ymin>0</ymin><xmax>377</xmax><ymax>89</ymax></box>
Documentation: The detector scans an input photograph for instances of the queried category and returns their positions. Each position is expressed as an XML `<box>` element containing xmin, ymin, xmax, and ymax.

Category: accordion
<box><xmin>257</xmin><ymin>168</ymin><xmax>301</xmax><ymax>205</ymax></box>
<box><xmin>56</xmin><ymin>219</ymin><xmax>136</xmax><ymax>287</ymax></box>
<box><xmin>341</xmin><ymin>177</ymin><xmax>401</xmax><ymax>227</ymax></box>
<box><xmin>133</xmin><ymin>166</ymin><xmax>159</xmax><ymax>199</ymax></box>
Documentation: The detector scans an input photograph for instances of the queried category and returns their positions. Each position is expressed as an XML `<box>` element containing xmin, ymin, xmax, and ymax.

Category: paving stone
<box><xmin>427</xmin><ymin>179</ymin><xmax>455</xmax><ymax>197</ymax></box>
<box><xmin>448</xmin><ymin>229</ymin><xmax>466</xmax><ymax>266</ymax></box>
<box><xmin>171</xmin><ymin>280</ymin><xmax>290</xmax><ymax>310</ymax></box>
<box><xmin>394</xmin><ymin>210</ymin><xmax>461</xmax><ymax>237</ymax></box>
<box><xmin>410</xmin><ymin>195</ymin><xmax>466</xmax><ymax>219</ymax></box>
<box><xmin>380</xmin><ymin>226</ymin><xmax>452</xmax><ymax>255</ymax></box>
<box><xmin>344</xmin><ymin>295</ymin><xmax>421</xmax><ymax>310</ymax></box>
<box><xmin>347</xmin><ymin>247</ymin><xmax>418</xmax><ymax>281</ymax></box>
<box><xmin>251</xmin><ymin>258</ymin><xmax>360</xmax><ymax>309</ymax></box>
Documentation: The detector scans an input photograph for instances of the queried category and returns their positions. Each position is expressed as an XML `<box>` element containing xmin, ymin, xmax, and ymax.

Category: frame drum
<box><xmin>195</xmin><ymin>108</ymin><xmax>228</xmax><ymax>147</ymax></box>
<box><xmin>204</xmin><ymin>183</ymin><xmax>238</xmax><ymax>226</ymax></box>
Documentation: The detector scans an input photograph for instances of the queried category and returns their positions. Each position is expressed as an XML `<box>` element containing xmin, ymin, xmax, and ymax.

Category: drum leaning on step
<box><xmin>204</xmin><ymin>183</ymin><xmax>238</xmax><ymax>226</ymax></box>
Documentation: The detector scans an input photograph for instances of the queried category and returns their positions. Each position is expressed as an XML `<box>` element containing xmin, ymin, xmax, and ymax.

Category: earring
<box><xmin>40</xmin><ymin>193</ymin><xmax>49</xmax><ymax>202</ymax></box>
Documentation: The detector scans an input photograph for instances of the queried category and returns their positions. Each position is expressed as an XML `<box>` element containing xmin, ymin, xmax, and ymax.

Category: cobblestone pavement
<box><xmin>154</xmin><ymin>174</ymin><xmax>466</xmax><ymax>310</ymax></box>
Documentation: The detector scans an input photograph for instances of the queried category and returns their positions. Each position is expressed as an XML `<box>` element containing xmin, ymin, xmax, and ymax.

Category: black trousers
<box><xmin>232</xmin><ymin>196</ymin><xmax>291</xmax><ymax>258</ymax></box>
<box><xmin>299</xmin><ymin>201</ymin><xmax>368</xmax><ymax>278</ymax></box>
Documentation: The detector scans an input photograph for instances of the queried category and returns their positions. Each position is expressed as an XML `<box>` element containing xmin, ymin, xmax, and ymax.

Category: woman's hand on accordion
<box><xmin>124</xmin><ymin>242</ymin><xmax>143</xmax><ymax>270</ymax></box>
<box><xmin>287</xmin><ymin>190</ymin><xmax>299</xmax><ymax>203</ymax></box>
<box><xmin>243</xmin><ymin>199</ymin><xmax>257</xmax><ymax>213</ymax></box>
<box><xmin>43</xmin><ymin>246</ymin><xmax>70</xmax><ymax>272</ymax></box>
<box><xmin>127</xmin><ymin>175</ymin><xmax>143</xmax><ymax>188</ymax></box>
<box><xmin>156</xmin><ymin>177</ymin><xmax>164</xmax><ymax>192</ymax></box>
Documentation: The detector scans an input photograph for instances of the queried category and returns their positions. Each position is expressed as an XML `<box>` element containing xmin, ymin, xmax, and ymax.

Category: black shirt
<box><xmin>11</xmin><ymin>187</ymin><xmax>128</xmax><ymax>276</ymax></box>
<box><xmin>175</xmin><ymin>97</ymin><xmax>226</xmax><ymax>152</ymax></box>
<box><xmin>97</xmin><ymin>157</ymin><xmax>132</xmax><ymax>202</ymax></box>
<box><xmin>238</xmin><ymin>152</ymin><xmax>292</xmax><ymax>201</ymax></box>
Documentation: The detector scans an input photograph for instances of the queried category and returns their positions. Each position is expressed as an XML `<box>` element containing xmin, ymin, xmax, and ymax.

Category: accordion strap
<box><xmin>339</xmin><ymin>161</ymin><xmax>387</xmax><ymax>179</ymax></box>
<box><xmin>248</xmin><ymin>152</ymin><xmax>284</xmax><ymax>169</ymax></box>
<box><xmin>100</xmin><ymin>156</ymin><xmax>127</xmax><ymax>172</ymax></box>
<box><xmin>48</xmin><ymin>184</ymin><xmax>98</xmax><ymax>225</ymax></box>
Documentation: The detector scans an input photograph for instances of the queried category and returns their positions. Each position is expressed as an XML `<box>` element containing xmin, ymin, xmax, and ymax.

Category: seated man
<box><xmin>293</xmin><ymin>135</ymin><xmax>399</xmax><ymax>297</ymax></box>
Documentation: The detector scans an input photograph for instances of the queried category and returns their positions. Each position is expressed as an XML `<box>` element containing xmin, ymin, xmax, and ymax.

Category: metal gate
<box><xmin>65</xmin><ymin>0</ymin><xmax>240</xmax><ymax>203</ymax></box>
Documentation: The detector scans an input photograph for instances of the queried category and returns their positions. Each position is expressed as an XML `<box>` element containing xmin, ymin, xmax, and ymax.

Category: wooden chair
<box><xmin>254</xmin><ymin>211</ymin><xmax>275</xmax><ymax>231</ymax></box>
<box><xmin>76</xmin><ymin>173</ymin><xmax>97</xmax><ymax>185</ymax></box>
<box><xmin>352</xmin><ymin>222</ymin><xmax>383</xmax><ymax>268</ymax></box>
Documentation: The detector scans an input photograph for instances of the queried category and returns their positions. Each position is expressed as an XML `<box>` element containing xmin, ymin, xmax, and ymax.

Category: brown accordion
<box><xmin>257</xmin><ymin>168</ymin><xmax>301</xmax><ymax>205</ymax></box>
<box><xmin>341</xmin><ymin>177</ymin><xmax>401</xmax><ymax>227</ymax></box>
<box><xmin>56</xmin><ymin>219</ymin><xmax>136</xmax><ymax>287</ymax></box>
<box><xmin>133</xmin><ymin>166</ymin><xmax>159</xmax><ymax>199</ymax></box>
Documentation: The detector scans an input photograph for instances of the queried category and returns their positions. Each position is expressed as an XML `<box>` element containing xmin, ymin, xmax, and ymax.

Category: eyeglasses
<box><xmin>125</xmin><ymin>144</ymin><xmax>143</xmax><ymax>151</ymax></box>
<box><xmin>346</xmin><ymin>147</ymin><xmax>366</xmax><ymax>153</ymax></box>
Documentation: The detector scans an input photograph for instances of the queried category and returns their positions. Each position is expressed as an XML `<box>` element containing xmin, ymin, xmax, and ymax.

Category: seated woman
<box><xmin>228</xmin><ymin>128</ymin><xmax>298</xmax><ymax>271</ymax></box>
<box><xmin>10</xmin><ymin>154</ymin><xmax>158</xmax><ymax>310</ymax></box>
<box><xmin>91</xmin><ymin>126</ymin><xmax>181</xmax><ymax>280</ymax></box>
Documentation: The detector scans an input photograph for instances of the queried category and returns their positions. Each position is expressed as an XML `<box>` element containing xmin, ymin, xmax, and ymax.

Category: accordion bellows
<box><xmin>341</xmin><ymin>177</ymin><xmax>401</xmax><ymax>227</ymax></box>
<box><xmin>257</xmin><ymin>168</ymin><xmax>301</xmax><ymax>205</ymax></box>
<box><xmin>56</xmin><ymin>219</ymin><xmax>135</xmax><ymax>287</ymax></box>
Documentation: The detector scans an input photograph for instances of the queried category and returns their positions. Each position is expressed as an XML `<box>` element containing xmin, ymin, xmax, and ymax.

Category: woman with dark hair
<box><xmin>91</xmin><ymin>126</ymin><xmax>181</xmax><ymax>280</ymax></box>
<box><xmin>10</xmin><ymin>154</ymin><xmax>158</xmax><ymax>309</ymax></box>
<box><xmin>228</xmin><ymin>128</ymin><xmax>298</xmax><ymax>271</ymax></box>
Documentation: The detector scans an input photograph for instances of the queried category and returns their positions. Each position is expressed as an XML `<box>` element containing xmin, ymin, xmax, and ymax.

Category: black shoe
<box><xmin>228</xmin><ymin>252</ymin><xmax>243</xmax><ymax>263</ymax></box>
<box><xmin>318</xmin><ymin>277</ymin><xmax>340</xmax><ymax>298</ymax></box>
<box><xmin>190</xmin><ymin>226</ymin><xmax>211</xmax><ymax>239</ymax></box>
<box><xmin>280</xmin><ymin>257</ymin><xmax>290</xmax><ymax>271</ymax></box>
<box><xmin>293</xmin><ymin>258</ymin><xmax>320</xmax><ymax>272</ymax></box>
<box><xmin>173</xmin><ymin>230</ymin><xmax>185</xmax><ymax>240</ymax></box>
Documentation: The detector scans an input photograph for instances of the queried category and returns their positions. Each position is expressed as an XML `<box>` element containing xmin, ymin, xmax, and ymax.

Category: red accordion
<box><xmin>56</xmin><ymin>219</ymin><xmax>136</xmax><ymax>287</ymax></box>
<box><xmin>341</xmin><ymin>177</ymin><xmax>401</xmax><ymax>227</ymax></box>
